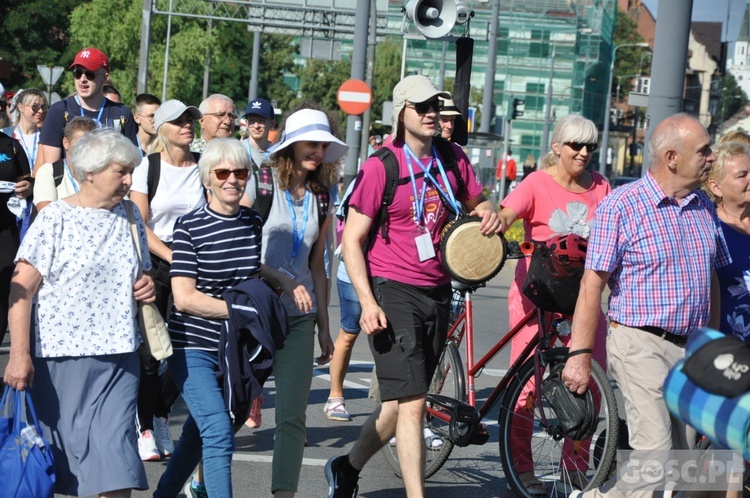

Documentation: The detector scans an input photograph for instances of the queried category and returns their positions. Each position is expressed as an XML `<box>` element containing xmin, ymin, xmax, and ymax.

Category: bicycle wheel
<box><xmin>498</xmin><ymin>350</ymin><xmax>618</xmax><ymax>497</ymax></box>
<box><xmin>377</xmin><ymin>341</ymin><xmax>466</xmax><ymax>479</ymax></box>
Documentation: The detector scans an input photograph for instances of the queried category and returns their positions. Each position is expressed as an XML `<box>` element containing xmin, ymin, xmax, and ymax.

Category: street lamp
<box><xmin>599</xmin><ymin>42</ymin><xmax>650</xmax><ymax>177</ymax></box>
<box><xmin>615</xmin><ymin>73</ymin><xmax>641</xmax><ymax>123</ymax></box>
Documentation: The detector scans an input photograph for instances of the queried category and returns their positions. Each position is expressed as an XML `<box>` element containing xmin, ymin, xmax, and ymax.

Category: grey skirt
<box><xmin>31</xmin><ymin>351</ymin><xmax>148</xmax><ymax>496</ymax></box>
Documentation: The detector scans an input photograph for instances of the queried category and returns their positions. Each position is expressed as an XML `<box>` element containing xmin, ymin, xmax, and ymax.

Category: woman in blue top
<box><xmin>704</xmin><ymin>139</ymin><xmax>750</xmax><ymax>340</ymax></box>
<box><xmin>152</xmin><ymin>138</ymin><xmax>308</xmax><ymax>498</ymax></box>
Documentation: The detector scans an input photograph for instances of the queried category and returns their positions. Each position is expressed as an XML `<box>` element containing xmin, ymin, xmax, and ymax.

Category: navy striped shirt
<box><xmin>168</xmin><ymin>204</ymin><xmax>263</xmax><ymax>351</ymax></box>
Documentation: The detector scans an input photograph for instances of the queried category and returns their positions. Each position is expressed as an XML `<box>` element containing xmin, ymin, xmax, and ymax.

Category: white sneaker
<box><xmin>153</xmin><ymin>417</ymin><xmax>174</xmax><ymax>457</ymax></box>
<box><xmin>138</xmin><ymin>430</ymin><xmax>161</xmax><ymax>461</ymax></box>
<box><xmin>423</xmin><ymin>426</ymin><xmax>444</xmax><ymax>449</ymax></box>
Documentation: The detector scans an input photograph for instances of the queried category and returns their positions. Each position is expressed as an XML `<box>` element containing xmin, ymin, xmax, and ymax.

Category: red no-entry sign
<box><xmin>337</xmin><ymin>79</ymin><xmax>372</xmax><ymax>115</ymax></box>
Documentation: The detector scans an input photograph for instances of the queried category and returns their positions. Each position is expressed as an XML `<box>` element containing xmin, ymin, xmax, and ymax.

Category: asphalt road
<box><xmin>1</xmin><ymin>260</ymin><xmax>540</xmax><ymax>497</ymax></box>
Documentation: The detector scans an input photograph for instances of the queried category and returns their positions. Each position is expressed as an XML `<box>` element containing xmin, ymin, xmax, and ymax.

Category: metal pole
<box><xmin>359</xmin><ymin>0</ymin><xmax>378</xmax><ymax>166</ymax></box>
<box><xmin>137</xmin><ymin>0</ymin><xmax>152</xmax><ymax>94</ymax></box>
<box><xmin>438</xmin><ymin>41</ymin><xmax>447</xmax><ymax>91</ymax></box>
<box><xmin>343</xmin><ymin>0</ymin><xmax>370</xmax><ymax>190</ymax></box>
<box><xmin>599</xmin><ymin>42</ymin><xmax>649</xmax><ymax>177</ymax></box>
<box><xmin>248</xmin><ymin>31</ymin><xmax>261</xmax><ymax>101</ymax></box>
<box><xmin>499</xmin><ymin>118</ymin><xmax>511</xmax><ymax>202</ymax></box>
<box><xmin>400</xmin><ymin>37</ymin><xmax>408</xmax><ymax>79</ymax></box>
<box><xmin>541</xmin><ymin>45</ymin><xmax>555</xmax><ymax>156</ymax></box>
<box><xmin>161</xmin><ymin>0</ymin><xmax>174</xmax><ymax>102</ymax></box>
<box><xmin>480</xmin><ymin>0</ymin><xmax>500</xmax><ymax>133</ymax></box>
<box><xmin>643</xmin><ymin>0</ymin><xmax>693</xmax><ymax>174</ymax></box>
<box><xmin>202</xmin><ymin>19</ymin><xmax>212</xmax><ymax>101</ymax></box>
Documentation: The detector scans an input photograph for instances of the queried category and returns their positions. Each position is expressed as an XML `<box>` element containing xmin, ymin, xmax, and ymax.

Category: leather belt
<box><xmin>610</xmin><ymin>321</ymin><xmax>687</xmax><ymax>348</ymax></box>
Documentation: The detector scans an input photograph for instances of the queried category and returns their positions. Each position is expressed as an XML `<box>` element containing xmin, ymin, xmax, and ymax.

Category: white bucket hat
<box><xmin>268</xmin><ymin>109</ymin><xmax>348</xmax><ymax>163</ymax></box>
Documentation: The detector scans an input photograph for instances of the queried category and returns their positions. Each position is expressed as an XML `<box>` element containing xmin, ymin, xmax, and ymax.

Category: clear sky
<box><xmin>642</xmin><ymin>0</ymin><xmax>747</xmax><ymax>42</ymax></box>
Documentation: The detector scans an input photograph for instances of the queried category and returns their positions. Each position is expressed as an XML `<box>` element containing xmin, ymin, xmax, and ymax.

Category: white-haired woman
<box><xmin>497</xmin><ymin>114</ymin><xmax>611</xmax><ymax>494</ymax></box>
<box><xmin>263</xmin><ymin>103</ymin><xmax>346</xmax><ymax>497</ymax></box>
<box><xmin>704</xmin><ymin>141</ymin><xmax>750</xmax><ymax>340</ymax></box>
<box><xmin>152</xmin><ymin>138</ymin><xmax>307</xmax><ymax>498</ymax></box>
<box><xmin>3</xmin><ymin>128</ymin><xmax>155</xmax><ymax>497</ymax></box>
<box><xmin>130</xmin><ymin>99</ymin><xmax>204</xmax><ymax>461</ymax></box>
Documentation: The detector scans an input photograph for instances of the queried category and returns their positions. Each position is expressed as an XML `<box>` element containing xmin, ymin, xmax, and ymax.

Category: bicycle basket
<box><xmin>541</xmin><ymin>361</ymin><xmax>598</xmax><ymax>441</ymax></box>
<box><xmin>521</xmin><ymin>235</ymin><xmax>587</xmax><ymax>315</ymax></box>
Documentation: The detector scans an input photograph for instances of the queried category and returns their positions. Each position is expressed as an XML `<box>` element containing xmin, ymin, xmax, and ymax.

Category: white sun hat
<box><xmin>268</xmin><ymin>109</ymin><xmax>348</xmax><ymax>163</ymax></box>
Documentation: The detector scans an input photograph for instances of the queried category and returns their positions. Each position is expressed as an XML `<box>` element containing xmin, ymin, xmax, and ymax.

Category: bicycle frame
<box><xmin>428</xmin><ymin>287</ymin><xmax>559</xmax><ymax>425</ymax></box>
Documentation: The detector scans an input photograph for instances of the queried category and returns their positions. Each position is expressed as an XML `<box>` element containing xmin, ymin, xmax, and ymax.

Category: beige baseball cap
<box><xmin>392</xmin><ymin>75</ymin><xmax>450</xmax><ymax>137</ymax></box>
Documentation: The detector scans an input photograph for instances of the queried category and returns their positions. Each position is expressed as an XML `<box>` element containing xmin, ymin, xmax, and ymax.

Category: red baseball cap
<box><xmin>69</xmin><ymin>48</ymin><xmax>110</xmax><ymax>72</ymax></box>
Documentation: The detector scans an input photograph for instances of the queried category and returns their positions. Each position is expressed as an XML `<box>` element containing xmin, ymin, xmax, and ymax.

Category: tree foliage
<box><xmin>611</xmin><ymin>12</ymin><xmax>649</xmax><ymax>101</ymax></box>
<box><xmin>721</xmin><ymin>71</ymin><xmax>748</xmax><ymax>123</ymax></box>
<box><xmin>0</xmin><ymin>0</ymin><xmax>86</xmax><ymax>92</ymax></box>
<box><xmin>371</xmin><ymin>37</ymin><xmax>403</xmax><ymax>123</ymax></box>
<box><xmin>293</xmin><ymin>58</ymin><xmax>351</xmax><ymax>123</ymax></box>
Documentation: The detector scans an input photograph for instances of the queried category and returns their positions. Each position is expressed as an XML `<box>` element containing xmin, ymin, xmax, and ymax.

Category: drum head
<box><xmin>440</xmin><ymin>216</ymin><xmax>507</xmax><ymax>284</ymax></box>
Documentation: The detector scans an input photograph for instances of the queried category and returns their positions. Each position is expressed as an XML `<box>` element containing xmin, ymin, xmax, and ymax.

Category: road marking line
<box><xmin>232</xmin><ymin>453</ymin><xmax>328</xmax><ymax>466</ymax></box>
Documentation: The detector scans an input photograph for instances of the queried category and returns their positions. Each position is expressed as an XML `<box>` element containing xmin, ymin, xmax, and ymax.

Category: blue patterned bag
<box><xmin>664</xmin><ymin>328</ymin><xmax>750</xmax><ymax>460</ymax></box>
<box><xmin>0</xmin><ymin>388</ymin><xmax>55</xmax><ymax>498</ymax></box>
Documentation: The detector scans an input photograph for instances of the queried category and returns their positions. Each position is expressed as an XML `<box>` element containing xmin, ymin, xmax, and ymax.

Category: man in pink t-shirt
<box><xmin>325</xmin><ymin>75</ymin><xmax>501</xmax><ymax>497</ymax></box>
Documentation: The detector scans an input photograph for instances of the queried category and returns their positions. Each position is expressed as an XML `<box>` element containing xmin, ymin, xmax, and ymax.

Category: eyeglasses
<box><xmin>72</xmin><ymin>67</ymin><xmax>98</xmax><ymax>80</ymax></box>
<box><xmin>564</xmin><ymin>142</ymin><xmax>598</xmax><ymax>153</ymax></box>
<box><xmin>28</xmin><ymin>104</ymin><xmax>49</xmax><ymax>114</ymax></box>
<box><xmin>245</xmin><ymin>116</ymin><xmax>269</xmax><ymax>125</ymax></box>
<box><xmin>212</xmin><ymin>168</ymin><xmax>249</xmax><ymax>180</ymax></box>
<box><xmin>204</xmin><ymin>111</ymin><xmax>239</xmax><ymax>121</ymax></box>
<box><xmin>137</xmin><ymin>113</ymin><xmax>156</xmax><ymax>122</ymax></box>
<box><xmin>406</xmin><ymin>99</ymin><xmax>444</xmax><ymax>115</ymax></box>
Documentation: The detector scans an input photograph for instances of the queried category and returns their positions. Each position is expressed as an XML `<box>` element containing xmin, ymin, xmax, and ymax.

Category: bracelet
<box><xmin>566</xmin><ymin>348</ymin><xmax>592</xmax><ymax>359</ymax></box>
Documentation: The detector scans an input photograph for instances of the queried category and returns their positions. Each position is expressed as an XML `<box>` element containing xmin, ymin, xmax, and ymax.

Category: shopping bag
<box><xmin>0</xmin><ymin>388</ymin><xmax>55</xmax><ymax>498</ymax></box>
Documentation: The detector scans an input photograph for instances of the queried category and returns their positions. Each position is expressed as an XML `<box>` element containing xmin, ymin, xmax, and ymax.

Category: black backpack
<box><xmin>52</xmin><ymin>159</ymin><xmax>66</xmax><ymax>187</ymax></box>
<box><xmin>252</xmin><ymin>165</ymin><xmax>330</xmax><ymax>229</ymax></box>
<box><xmin>341</xmin><ymin>137</ymin><xmax>467</xmax><ymax>247</ymax></box>
<box><xmin>145</xmin><ymin>152</ymin><xmax>203</xmax><ymax>204</ymax></box>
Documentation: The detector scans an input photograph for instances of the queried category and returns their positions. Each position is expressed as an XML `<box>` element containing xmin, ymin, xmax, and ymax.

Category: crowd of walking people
<box><xmin>2</xmin><ymin>44</ymin><xmax>750</xmax><ymax>498</ymax></box>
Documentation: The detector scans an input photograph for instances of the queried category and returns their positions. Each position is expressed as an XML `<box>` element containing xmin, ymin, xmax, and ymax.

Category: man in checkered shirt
<box><xmin>562</xmin><ymin>113</ymin><xmax>731</xmax><ymax>498</ymax></box>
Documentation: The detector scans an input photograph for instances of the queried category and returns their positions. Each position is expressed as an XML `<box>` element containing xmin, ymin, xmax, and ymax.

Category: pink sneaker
<box><xmin>245</xmin><ymin>396</ymin><xmax>263</xmax><ymax>428</ymax></box>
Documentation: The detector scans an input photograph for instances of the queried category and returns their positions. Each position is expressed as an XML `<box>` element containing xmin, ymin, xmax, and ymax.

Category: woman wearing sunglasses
<box><xmin>130</xmin><ymin>100</ymin><xmax>205</xmax><ymax>463</ymax></box>
<box><xmin>497</xmin><ymin>113</ymin><xmax>611</xmax><ymax>494</ymax></box>
<box><xmin>2</xmin><ymin>89</ymin><xmax>48</xmax><ymax>167</ymax></box>
<box><xmin>152</xmin><ymin>138</ymin><xmax>306</xmax><ymax>497</ymax></box>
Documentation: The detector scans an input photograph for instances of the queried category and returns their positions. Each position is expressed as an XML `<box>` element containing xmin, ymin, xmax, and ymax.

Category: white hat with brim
<box><xmin>392</xmin><ymin>75</ymin><xmax>450</xmax><ymax>137</ymax></box>
<box><xmin>268</xmin><ymin>109</ymin><xmax>348</xmax><ymax>163</ymax></box>
<box><xmin>154</xmin><ymin>99</ymin><xmax>202</xmax><ymax>132</ymax></box>
<box><xmin>439</xmin><ymin>97</ymin><xmax>462</xmax><ymax>117</ymax></box>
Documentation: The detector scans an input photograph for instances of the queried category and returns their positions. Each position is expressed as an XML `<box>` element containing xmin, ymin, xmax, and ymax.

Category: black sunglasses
<box><xmin>213</xmin><ymin>168</ymin><xmax>249</xmax><ymax>180</ymax></box>
<box><xmin>72</xmin><ymin>67</ymin><xmax>98</xmax><ymax>80</ymax></box>
<box><xmin>406</xmin><ymin>99</ymin><xmax>443</xmax><ymax>115</ymax></box>
<box><xmin>29</xmin><ymin>103</ymin><xmax>49</xmax><ymax>113</ymax></box>
<box><xmin>565</xmin><ymin>141</ymin><xmax>598</xmax><ymax>153</ymax></box>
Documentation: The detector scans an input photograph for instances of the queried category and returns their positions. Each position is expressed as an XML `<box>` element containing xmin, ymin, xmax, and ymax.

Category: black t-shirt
<box><xmin>39</xmin><ymin>95</ymin><xmax>139</xmax><ymax>153</ymax></box>
<box><xmin>0</xmin><ymin>132</ymin><xmax>31</xmax><ymax>226</ymax></box>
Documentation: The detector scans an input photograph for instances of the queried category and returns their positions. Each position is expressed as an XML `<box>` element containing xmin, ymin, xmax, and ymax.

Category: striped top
<box><xmin>586</xmin><ymin>171</ymin><xmax>730</xmax><ymax>336</ymax></box>
<box><xmin>168</xmin><ymin>204</ymin><xmax>264</xmax><ymax>351</ymax></box>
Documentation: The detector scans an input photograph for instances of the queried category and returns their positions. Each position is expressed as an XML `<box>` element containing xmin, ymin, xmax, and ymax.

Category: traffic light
<box><xmin>512</xmin><ymin>98</ymin><xmax>525</xmax><ymax>119</ymax></box>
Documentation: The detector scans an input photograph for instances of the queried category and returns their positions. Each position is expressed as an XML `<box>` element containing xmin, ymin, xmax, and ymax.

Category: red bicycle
<box><xmin>377</xmin><ymin>278</ymin><xmax>619</xmax><ymax>497</ymax></box>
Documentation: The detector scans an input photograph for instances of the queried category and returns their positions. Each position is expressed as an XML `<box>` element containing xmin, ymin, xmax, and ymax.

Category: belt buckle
<box><xmin>659</xmin><ymin>328</ymin><xmax>668</xmax><ymax>339</ymax></box>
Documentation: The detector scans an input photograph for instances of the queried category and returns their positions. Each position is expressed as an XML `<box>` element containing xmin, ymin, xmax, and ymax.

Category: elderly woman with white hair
<box><xmin>497</xmin><ymin>113</ymin><xmax>611</xmax><ymax>494</ymax></box>
<box><xmin>3</xmin><ymin>128</ymin><xmax>155</xmax><ymax>497</ymax></box>
<box><xmin>152</xmin><ymin>138</ymin><xmax>309</xmax><ymax>498</ymax></box>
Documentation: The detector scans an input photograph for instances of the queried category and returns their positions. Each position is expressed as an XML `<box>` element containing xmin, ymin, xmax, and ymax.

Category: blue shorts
<box><xmin>337</xmin><ymin>278</ymin><xmax>362</xmax><ymax>334</ymax></box>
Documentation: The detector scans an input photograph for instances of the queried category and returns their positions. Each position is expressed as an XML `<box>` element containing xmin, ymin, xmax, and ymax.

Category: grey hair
<box><xmin>199</xmin><ymin>94</ymin><xmax>235</xmax><ymax>114</ymax></box>
<box><xmin>70</xmin><ymin>128</ymin><xmax>142</xmax><ymax>181</ymax></box>
<box><xmin>542</xmin><ymin>114</ymin><xmax>598</xmax><ymax>168</ymax></box>
<box><xmin>199</xmin><ymin>138</ymin><xmax>251</xmax><ymax>185</ymax></box>
<box><xmin>646</xmin><ymin>112</ymin><xmax>697</xmax><ymax>162</ymax></box>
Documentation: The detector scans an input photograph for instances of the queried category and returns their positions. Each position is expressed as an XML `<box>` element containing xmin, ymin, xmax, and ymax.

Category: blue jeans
<box><xmin>153</xmin><ymin>349</ymin><xmax>234</xmax><ymax>498</ymax></box>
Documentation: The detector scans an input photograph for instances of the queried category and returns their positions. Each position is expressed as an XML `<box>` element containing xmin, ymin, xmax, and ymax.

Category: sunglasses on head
<box><xmin>212</xmin><ymin>168</ymin><xmax>249</xmax><ymax>180</ymax></box>
<box><xmin>406</xmin><ymin>99</ymin><xmax>444</xmax><ymax>115</ymax></box>
<box><xmin>72</xmin><ymin>67</ymin><xmax>98</xmax><ymax>80</ymax></box>
<box><xmin>565</xmin><ymin>141</ymin><xmax>598</xmax><ymax>153</ymax></box>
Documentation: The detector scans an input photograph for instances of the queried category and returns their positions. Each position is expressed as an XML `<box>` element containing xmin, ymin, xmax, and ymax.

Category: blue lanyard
<box><xmin>245</xmin><ymin>139</ymin><xmax>269</xmax><ymax>164</ymax></box>
<box><xmin>63</xmin><ymin>159</ymin><xmax>79</xmax><ymax>193</ymax></box>
<box><xmin>15</xmin><ymin>127</ymin><xmax>38</xmax><ymax>166</ymax></box>
<box><xmin>404</xmin><ymin>144</ymin><xmax>461</xmax><ymax>220</ymax></box>
<box><xmin>75</xmin><ymin>95</ymin><xmax>106</xmax><ymax>126</ymax></box>
<box><xmin>403</xmin><ymin>146</ymin><xmax>429</xmax><ymax>226</ymax></box>
<box><xmin>285</xmin><ymin>189</ymin><xmax>310</xmax><ymax>261</ymax></box>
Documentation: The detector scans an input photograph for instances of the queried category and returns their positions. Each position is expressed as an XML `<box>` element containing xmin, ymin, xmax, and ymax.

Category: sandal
<box><xmin>324</xmin><ymin>397</ymin><xmax>352</xmax><ymax>422</ymax></box>
<box><xmin>517</xmin><ymin>471</ymin><xmax>548</xmax><ymax>496</ymax></box>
